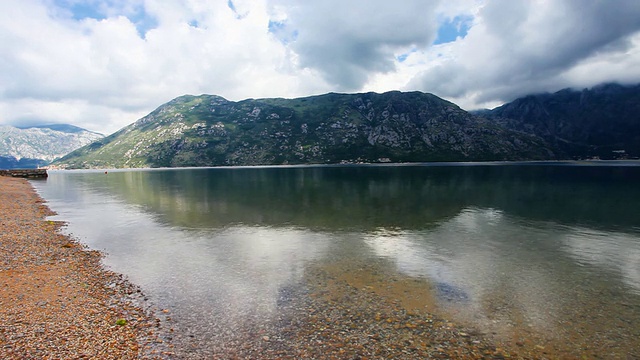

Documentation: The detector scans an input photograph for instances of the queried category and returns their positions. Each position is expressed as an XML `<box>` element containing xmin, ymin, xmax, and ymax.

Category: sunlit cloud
<box><xmin>1</xmin><ymin>0</ymin><xmax>639</xmax><ymax>134</ymax></box>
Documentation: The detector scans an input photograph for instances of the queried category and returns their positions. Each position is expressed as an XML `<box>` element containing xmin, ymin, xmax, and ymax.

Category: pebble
<box><xmin>0</xmin><ymin>177</ymin><xmax>168</xmax><ymax>359</ymax></box>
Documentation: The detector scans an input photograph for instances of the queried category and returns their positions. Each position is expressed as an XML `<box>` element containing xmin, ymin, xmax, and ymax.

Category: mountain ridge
<box><xmin>17</xmin><ymin>124</ymin><xmax>104</xmax><ymax>135</ymax></box>
<box><xmin>0</xmin><ymin>124</ymin><xmax>104</xmax><ymax>169</ymax></box>
<box><xmin>478</xmin><ymin>82</ymin><xmax>640</xmax><ymax>159</ymax></box>
<box><xmin>54</xmin><ymin>83</ymin><xmax>640</xmax><ymax>169</ymax></box>
<box><xmin>56</xmin><ymin>90</ymin><xmax>552</xmax><ymax>168</ymax></box>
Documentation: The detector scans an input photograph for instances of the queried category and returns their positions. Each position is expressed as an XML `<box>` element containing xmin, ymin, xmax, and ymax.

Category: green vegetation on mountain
<box><xmin>56</xmin><ymin>91</ymin><xmax>551</xmax><ymax>168</ymax></box>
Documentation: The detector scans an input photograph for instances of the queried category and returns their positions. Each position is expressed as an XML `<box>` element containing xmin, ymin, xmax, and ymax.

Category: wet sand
<box><xmin>0</xmin><ymin>176</ymin><xmax>561</xmax><ymax>359</ymax></box>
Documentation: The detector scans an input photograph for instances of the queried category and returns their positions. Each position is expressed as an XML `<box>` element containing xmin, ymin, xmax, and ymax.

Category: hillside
<box><xmin>478</xmin><ymin>83</ymin><xmax>640</xmax><ymax>159</ymax></box>
<box><xmin>55</xmin><ymin>91</ymin><xmax>552</xmax><ymax>168</ymax></box>
<box><xmin>0</xmin><ymin>125</ymin><xmax>103</xmax><ymax>169</ymax></box>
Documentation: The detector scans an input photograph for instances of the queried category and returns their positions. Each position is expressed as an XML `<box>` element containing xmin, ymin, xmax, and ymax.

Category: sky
<box><xmin>1</xmin><ymin>0</ymin><xmax>640</xmax><ymax>135</ymax></box>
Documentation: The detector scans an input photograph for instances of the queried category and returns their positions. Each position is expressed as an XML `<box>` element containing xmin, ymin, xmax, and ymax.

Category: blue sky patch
<box><xmin>227</xmin><ymin>0</ymin><xmax>248</xmax><ymax>19</ymax></box>
<box><xmin>227</xmin><ymin>0</ymin><xmax>237</xmax><ymax>13</ymax></box>
<box><xmin>396</xmin><ymin>48</ymin><xmax>417</xmax><ymax>63</ymax></box>
<box><xmin>397</xmin><ymin>54</ymin><xmax>409</xmax><ymax>62</ymax></box>
<box><xmin>268</xmin><ymin>20</ymin><xmax>298</xmax><ymax>45</ymax></box>
<box><xmin>434</xmin><ymin>15</ymin><xmax>473</xmax><ymax>45</ymax></box>
<box><xmin>268</xmin><ymin>20</ymin><xmax>285</xmax><ymax>33</ymax></box>
<box><xmin>128</xmin><ymin>11</ymin><xmax>158</xmax><ymax>38</ymax></box>
<box><xmin>54</xmin><ymin>0</ymin><xmax>106</xmax><ymax>21</ymax></box>
<box><xmin>53</xmin><ymin>0</ymin><xmax>157</xmax><ymax>38</ymax></box>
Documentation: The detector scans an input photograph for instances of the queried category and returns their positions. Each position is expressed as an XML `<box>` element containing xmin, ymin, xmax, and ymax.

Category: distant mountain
<box><xmin>18</xmin><ymin>124</ymin><xmax>97</xmax><ymax>134</ymax></box>
<box><xmin>478</xmin><ymin>83</ymin><xmax>640</xmax><ymax>159</ymax></box>
<box><xmin>55</xmin><ymin>91</ymin><xmax>552</xmax><ymax>169</ymax></box>
<box><xmin>0</xmin><ymin>124</ymin><xmax>104</xmax><ymax>169</ymax></box>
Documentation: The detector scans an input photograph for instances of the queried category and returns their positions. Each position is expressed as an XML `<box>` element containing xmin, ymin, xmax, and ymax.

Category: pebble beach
<box><xmin>0</xmin><ymin>176</ymin><xmax>168</xmax><ymax>359</ymax></box>
<box><xmin>0</xmin><ymin>175</ymin><xmax>564</xmax><ymax>359</ymax></box>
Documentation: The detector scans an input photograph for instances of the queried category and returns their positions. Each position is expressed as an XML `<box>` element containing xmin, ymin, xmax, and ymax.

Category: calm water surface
<box><xmin>32</xmin><ymin>162</ymin><xmax>640</xmax><ymax>357</ymax></box>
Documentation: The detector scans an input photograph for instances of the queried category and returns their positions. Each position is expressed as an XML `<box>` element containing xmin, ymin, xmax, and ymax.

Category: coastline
<box><xmin>47</xmin><ymin>158</ymin><xmax>640</xmax><ymax>174</ymax></box>
<box><xmin>0</xmin><ymin>176</ymin><xmax>169</xmax><ymax>359</ymax></box>
<box><xmin>0</xmin><ymin>174</ymin><xmax>580</xmax><ymax>359</ymax></box>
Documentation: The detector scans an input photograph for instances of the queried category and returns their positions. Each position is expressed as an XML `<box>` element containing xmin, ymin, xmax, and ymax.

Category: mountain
<box><xmin>478</xmin><ymin>83</ymin><xmax>640</xmax><ymax>159</ymax></box>
<box><xmin>0</xmin><ymin>124</ymin><xmax>104</xmax><ymax>169</ymax></box>
<box><xmin>18</xmin><ymin>124</ymin><xmax>91</xmax><ymax>133</ymax></box>
<box><xmin>55</xmin><ymin>91</ymin><xmax>552</xmax><ymax>169</ymax></box>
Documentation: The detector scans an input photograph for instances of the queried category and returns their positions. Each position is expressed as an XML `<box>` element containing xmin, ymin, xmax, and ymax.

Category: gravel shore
<box><xmin>0</xmin><ymin>177</ymin><xmax>169</xmax><ymax>359</ymax></box>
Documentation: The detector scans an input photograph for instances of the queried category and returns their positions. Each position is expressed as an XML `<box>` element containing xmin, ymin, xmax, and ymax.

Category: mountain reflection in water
<box><xmin>33</xmin><ymin>163</ymin><xmax>640</xmax><ymax>357</ymax></box>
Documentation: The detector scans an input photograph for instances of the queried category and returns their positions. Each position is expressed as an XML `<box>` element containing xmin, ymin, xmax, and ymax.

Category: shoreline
<box><xmin>1</xmin><ymin>175</ymin><xmax>581</xmax><ymax>359</ymax></box>
<box><xmin>47</xmin><ymin>158</ymin><xmax>640</xmax><ymax>172</ymax></box>
<box><xmin>0</xmin><ymin>177</ymin><xmax>170</xmax><ymax>359</ymax></box>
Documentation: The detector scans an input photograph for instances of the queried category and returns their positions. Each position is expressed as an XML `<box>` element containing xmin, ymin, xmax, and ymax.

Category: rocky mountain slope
<box><xmin>0</xmin><ymin>124</ymin><xmax>103</xmax><ymax>169</ymax></box>
<box><xmin>478</xmin><ymin>83</ymin><xmax>640</xmax><ymax>159</ymax></box>
<box><xmin>56</xmin><ymin>91</ymin><xmax>552</xmax><ymax>168</ymax></box>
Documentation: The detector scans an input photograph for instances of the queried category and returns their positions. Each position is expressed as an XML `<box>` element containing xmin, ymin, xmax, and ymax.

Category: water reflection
<box><xmin>32</xmin><ymin>163</ymin><xmax>640</xmax><ymax>357</ymax></box>
<box><xmin>47</xmin><ymin>164</ymin><xmax>640</xmax><ymax>232</ymax></box>
<box><xmin>562</xmin><ymin>227</ymin><xmax>640</xmax><ymax>294</ymax></box>
<box><xmin>365</xmin><ymin>208</ymin><xmax>565</xmax><ymax>331</ymax></box>
<box><xmin>365</xmin><ymin>206</ymin><xmax>640</xmax><ymax>354</ymax></box>
<box><xmin>34</xmin><ymin>175</ymin><xmax>331</xmax><ymax>341</ymax></box>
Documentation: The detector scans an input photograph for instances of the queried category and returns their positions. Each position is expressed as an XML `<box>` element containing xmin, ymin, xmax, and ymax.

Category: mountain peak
<box><xmin>482</xmin><ymin>83</ymin><xmax>640</xmax><ymax>159</ymax></box>
<box><xmin>55</xmin><ymin>91</ymin><xmax>551</xmax><ymax>169</ymax></box>
<box><xmin>0</xmin><ymin>124</ymin><xmax>104</xmax><ymax>169</ymax></box>
<box><xmin>17</xmin><ymin>123</ymin><xmax>103</xmax><ymax>135</ymax></box>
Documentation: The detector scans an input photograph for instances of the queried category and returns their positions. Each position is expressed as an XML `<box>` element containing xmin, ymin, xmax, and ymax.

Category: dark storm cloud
<box><xmin>409</xmin><ymin>0</ymin><xmax>640</xmax><ymax>106</ymax></box>
<box><xmin>270</xmin><ymin>0</ymin><xmax>442</xmax><ymax>90</ymax></box>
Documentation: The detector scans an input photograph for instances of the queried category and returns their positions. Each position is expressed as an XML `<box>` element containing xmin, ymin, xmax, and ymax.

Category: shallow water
<box><xmin>32</xmin><ymin>162</ymin><xmax>640</xmax><ymax>357</ymax></box>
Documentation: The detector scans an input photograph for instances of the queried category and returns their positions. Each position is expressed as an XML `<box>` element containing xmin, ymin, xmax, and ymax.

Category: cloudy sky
<box><xmin>2</xmin><ymin>0</ymin><xmax>640</xmax><ymax>135</ymax></box>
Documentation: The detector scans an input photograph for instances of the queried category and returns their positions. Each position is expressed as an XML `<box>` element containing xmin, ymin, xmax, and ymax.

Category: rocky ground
<box><xmin>0</xmin><ymin>175</ymin><xmax>562</xmax><ymax>359</ymax></box>
<box><xmin>162</xmin><ymin>257</ymin><xmax>571</xmax><ymax>359</ymax></box>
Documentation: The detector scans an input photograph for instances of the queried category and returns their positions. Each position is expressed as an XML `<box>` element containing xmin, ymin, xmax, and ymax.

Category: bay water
<box><xmin>32</xmin><ymin>162</ymin><xmax>640</xmax><ymax>357</ymax></box>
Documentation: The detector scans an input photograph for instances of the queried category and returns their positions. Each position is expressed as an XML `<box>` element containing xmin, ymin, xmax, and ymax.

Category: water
<box><xmin>32</xmin><ymin>162</ymin><xmax>640</xmax><ymax>357</ymax></box>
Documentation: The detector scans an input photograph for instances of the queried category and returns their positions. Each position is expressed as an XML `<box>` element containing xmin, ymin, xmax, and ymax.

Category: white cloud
<box><xmin>0</xmin><ymin>0</ymin><xmax>331</xmax><ymax>134</ymax></box>
<box><xmin>268</xmin><ymin>0</ymin><xmax>443</xmax><ymax>90</ymax></box>
<box><xmin>1</xmin><ymin>0</ymin><xmax>639</xmax><ymax>134</ymax></box>
<box><xmin>0</xmin><ymin>98</ymin><xmax>149</xmax><ymax>135</ymax></box>
<box><xmin>404</xmin><ymin>0</ymin><xmax>640</xmax><ymax>108</ymax></box>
